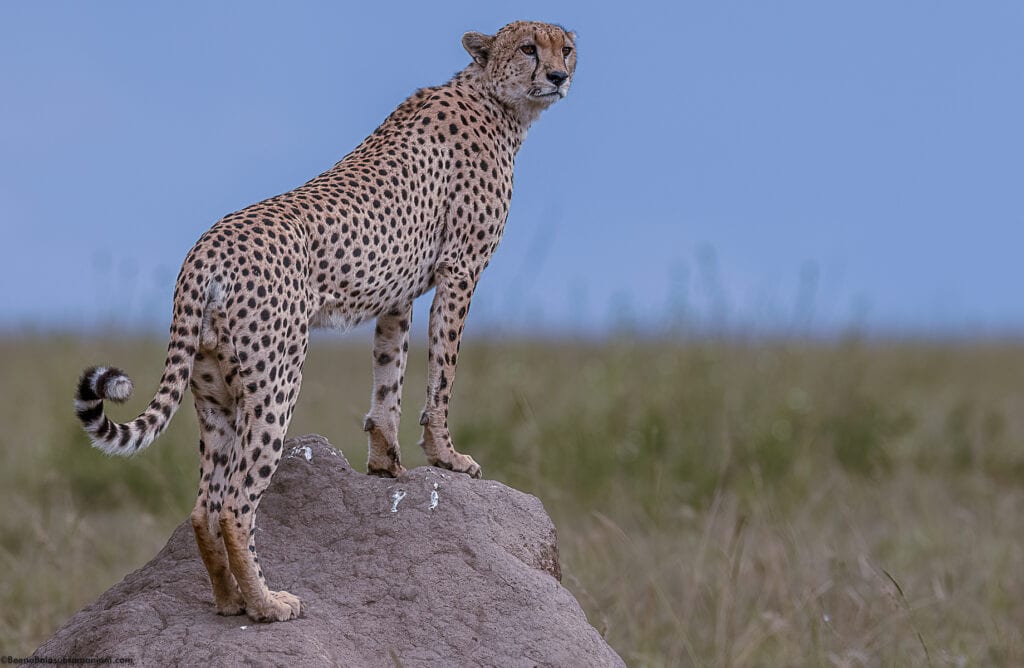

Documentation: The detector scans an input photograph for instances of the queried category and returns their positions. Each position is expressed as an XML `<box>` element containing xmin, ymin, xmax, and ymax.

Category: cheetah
<box><xmin>73</xmin><ymin>21</ymin><xmax>576</xmax><ymax>623</ymax></box>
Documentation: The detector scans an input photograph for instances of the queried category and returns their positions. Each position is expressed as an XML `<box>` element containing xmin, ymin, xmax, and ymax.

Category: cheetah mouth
<box><xmin>530</xmin><ymin>89</ymin><xmax>566</xmax><ymax>100</ymax></box>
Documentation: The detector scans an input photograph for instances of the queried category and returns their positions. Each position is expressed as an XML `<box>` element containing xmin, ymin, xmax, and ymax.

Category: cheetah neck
<box><xmin>451</xmin><ymin>67</ymin><xmax>539</xmax><ymax>138</ymax></box>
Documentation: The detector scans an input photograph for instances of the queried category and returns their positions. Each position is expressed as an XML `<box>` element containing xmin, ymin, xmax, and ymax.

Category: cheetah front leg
<box><xmin>364</xmin><ymin>302</ymin><xmax>412</xmax><ymax>477</ymax></box>
<box><xmin>418</xmin><ymin>264</ymin><xmax>482</xmax><ymax>478</ymax></box>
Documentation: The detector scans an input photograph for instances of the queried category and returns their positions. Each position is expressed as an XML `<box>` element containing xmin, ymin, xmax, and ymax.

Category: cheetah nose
<box><xmin>546</xmin><ymin>70</ymin><xmax>568</xmax><ymax>86</ymax></box>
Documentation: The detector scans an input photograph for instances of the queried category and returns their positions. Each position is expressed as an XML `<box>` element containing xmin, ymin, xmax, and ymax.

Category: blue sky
<box><xmin>1</xmin><ymin>1</ymin><xmax>1021</xmax><ymax>335</ymax></box>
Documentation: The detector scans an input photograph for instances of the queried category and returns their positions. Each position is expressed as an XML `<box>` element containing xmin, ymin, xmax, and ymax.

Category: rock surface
<box><xmin>32</xmin><ymin>435</ymin><xmax>623</xmax><ymax>667</ymax></box>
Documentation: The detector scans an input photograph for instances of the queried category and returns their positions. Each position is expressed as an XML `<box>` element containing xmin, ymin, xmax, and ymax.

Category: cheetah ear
<box><xmin>462</xmin><ymin>31</ymin><xmax>494</xmax><ymax>67</ymax></box>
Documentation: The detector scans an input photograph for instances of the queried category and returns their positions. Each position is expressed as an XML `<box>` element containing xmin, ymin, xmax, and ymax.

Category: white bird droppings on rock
<box><xmin>430</xmin><ymin>483</ymin><xmax>439</xmax><ymax>510</ymax></box>
<box><xmin>287</xmin><ymin>445</ymin><xmax>313</xmax><ymax>461</ymax></box>
<box><xmin>390</xmin><ymin>489</ymin><xmax>407</xmax><ymax>513</ymax></box>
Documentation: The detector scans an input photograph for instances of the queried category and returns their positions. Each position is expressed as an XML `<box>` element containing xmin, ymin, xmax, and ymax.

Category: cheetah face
<box><xmin>463</xmin><ymin>21</ymin><xmax>576</xmax><ymax>117</ymax></box>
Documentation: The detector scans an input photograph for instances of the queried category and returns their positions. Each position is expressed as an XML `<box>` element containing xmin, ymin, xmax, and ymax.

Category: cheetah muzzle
<box><xmin>72</xmin><ymin>20</ymin><xmax>575</xmax><ymax>623</ymax></box>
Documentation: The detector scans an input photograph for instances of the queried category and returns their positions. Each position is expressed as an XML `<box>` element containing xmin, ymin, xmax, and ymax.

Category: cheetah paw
<box><xmin>431</xmin><ymin>453</ymin><xmax>482</xmax><ymax>479</ymax></box>
<box><xmin>248</xmin><ymin>589</ymin><xmax>302</xmax><ymax>623</ymax></box>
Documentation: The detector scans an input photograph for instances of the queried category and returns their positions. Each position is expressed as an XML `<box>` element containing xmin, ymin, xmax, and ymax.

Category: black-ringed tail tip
<box><xmin>74</xmin><ymin>365</ymin><xmax>164</xmax><ymax>457</ymax></box>
<box><xmin>77</xmin><ymin>366</ymin><xmax>134</xmax><ymax>404</ymax></box>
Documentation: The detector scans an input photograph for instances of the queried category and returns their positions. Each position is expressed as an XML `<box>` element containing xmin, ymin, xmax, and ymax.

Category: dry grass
<box><xmin>1</xmin><ymin>333</ymin><xmax>1023</xmax><ymax>665</ymax></box>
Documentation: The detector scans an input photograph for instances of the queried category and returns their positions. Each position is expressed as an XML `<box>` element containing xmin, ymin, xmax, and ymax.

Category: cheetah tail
<box><xmin>74</xmin><ymin>354</ymin><xmax>188</xmax><ymax>455</ymax></box>
<box><xmin>74</xmin><ymin>280</ymin><xmax>209</xmax><ymax>456</ymax></box>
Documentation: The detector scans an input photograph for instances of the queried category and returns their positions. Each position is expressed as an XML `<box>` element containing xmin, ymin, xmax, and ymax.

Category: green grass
<box><xmin>2</xmin><ymin>333</ymin><xmax>1023</xmax><ymax>665</ymax></box>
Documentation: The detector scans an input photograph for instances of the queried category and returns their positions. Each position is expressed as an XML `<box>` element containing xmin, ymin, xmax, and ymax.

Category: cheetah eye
<box><xmin>520</xmin><ymin>45</ymin><xmax>536</xmax><ymax>56</ymax></box>
<box><xmin>562</xmin><ymin>46</ymin><xmax>573</xmax><ymax>57</ymax></box>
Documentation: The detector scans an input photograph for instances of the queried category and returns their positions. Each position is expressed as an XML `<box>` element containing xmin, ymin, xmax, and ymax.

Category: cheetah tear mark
<box><xmin>390</xmin><ymin>489</ymin><xmax>407</xmax><ymax>513</ymax></box>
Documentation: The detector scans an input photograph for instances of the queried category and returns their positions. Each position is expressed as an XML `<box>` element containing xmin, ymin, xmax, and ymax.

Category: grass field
<box><xmin>1</xmin><ymin>333</ymin><xmax>1022</xmax><ymax>665</ymax></box>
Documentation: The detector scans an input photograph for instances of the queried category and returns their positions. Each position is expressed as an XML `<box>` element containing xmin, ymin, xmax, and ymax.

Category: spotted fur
<box><xmin>72</xmin><ymin>21</ymin><xmax>575</xmax><ymax>623</ymax></box>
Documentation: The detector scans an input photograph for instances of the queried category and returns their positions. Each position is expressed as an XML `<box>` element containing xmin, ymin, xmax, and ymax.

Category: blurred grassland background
<box><xmin>1</xmin><ymin>332</ymin><xmax>1022</xmax><ymax>665</ymax></box>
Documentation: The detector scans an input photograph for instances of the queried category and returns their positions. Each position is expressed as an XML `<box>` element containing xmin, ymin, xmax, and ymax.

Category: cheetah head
<box><xmin>463</xmin><ymin>21</ymin><xmax>576</xmax><ymax>122</ymax></box>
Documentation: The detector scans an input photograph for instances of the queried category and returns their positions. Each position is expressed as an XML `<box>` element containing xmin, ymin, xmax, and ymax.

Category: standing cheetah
<box><xmin>73</xmin><ymin>21</ymin><xmax>576</xmax><ymax>622</ymax></box>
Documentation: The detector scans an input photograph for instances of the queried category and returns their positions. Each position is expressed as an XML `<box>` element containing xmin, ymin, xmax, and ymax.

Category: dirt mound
<box><xmin>31</xmin><ymin>435</ymin><xmax>623</xmax><ymax>667</ymax></box>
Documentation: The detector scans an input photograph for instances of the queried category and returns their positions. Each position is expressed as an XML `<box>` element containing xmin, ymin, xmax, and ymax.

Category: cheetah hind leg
<box><xmin>190</xmin><ymin>365</ymin><xmax>246</xmax><ymax>615</ymax></box>
<box><xmin>220</xmin><ymin>361</ymin><xmax>304</xmax><ymax>622</ymax></box>
<box><xmin>221</xmin><ymin>509</ymin><xmax>301</xmax><ymax>622</ymax></box>
<box><xmin>219</xmin><ymin>419</ymin><xmax>302</xmax><ymax>623</ymax></box>
<box><xmin>190</xmin><ymin>496</ymin><xmax>246</xmax><ymax>616</ymax></box>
